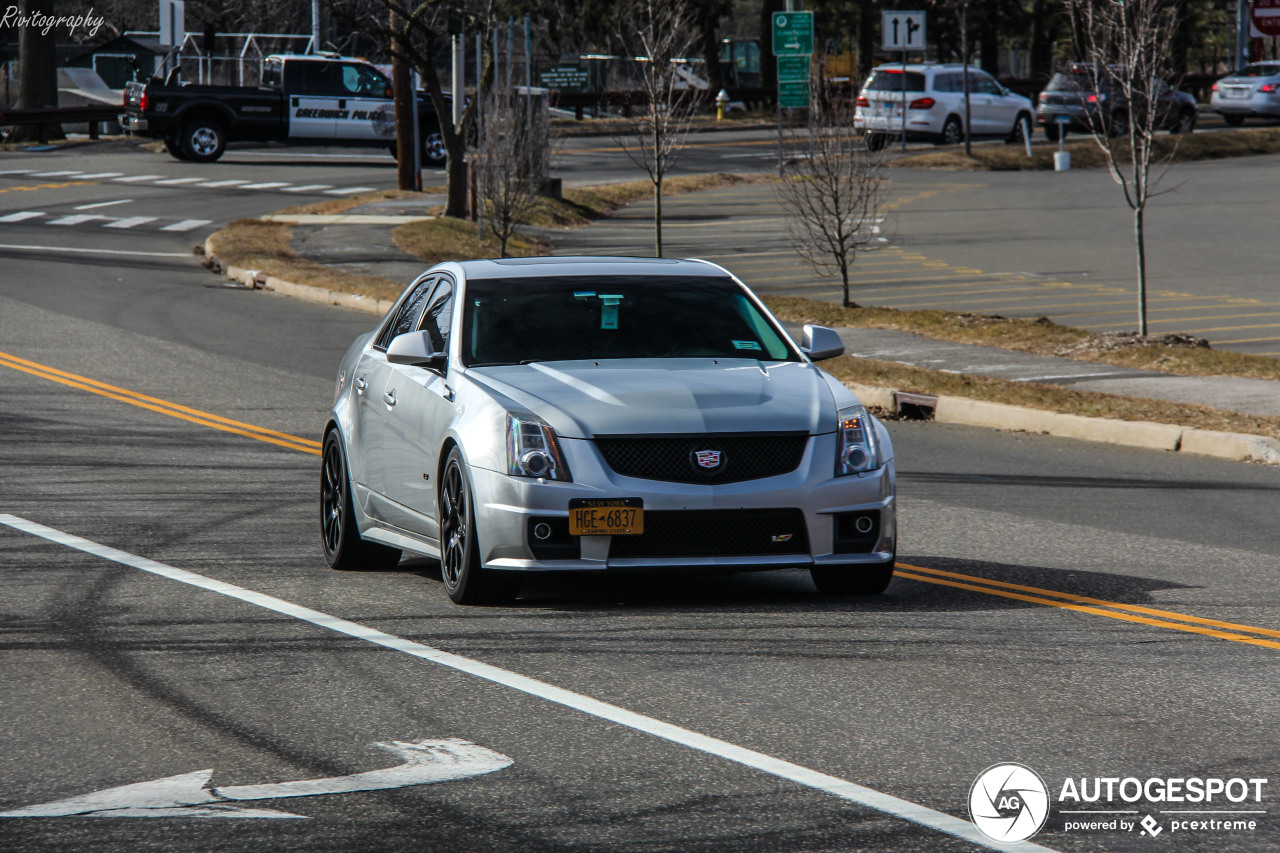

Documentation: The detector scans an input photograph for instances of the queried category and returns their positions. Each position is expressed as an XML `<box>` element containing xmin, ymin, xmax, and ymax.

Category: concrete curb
<box><xmin>203</xmin><ymin>234</ymin><xmax>397</xmax><ymax>317</ymax></box>
<box><xmin>843</xmin><ymin>383</ymin><xmax>1280</xmax><ymax>467</ymax></box>
<box><xmin>199</xmin><ymin>235</ymin><xmax>1279</xmax><ymax>469</ymax></box>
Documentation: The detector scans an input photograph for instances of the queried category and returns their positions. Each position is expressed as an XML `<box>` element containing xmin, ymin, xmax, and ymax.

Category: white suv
<box><xmin>854</xmin><ymin>63</ymin><xmax>1034</xmax><ymax>151</ymax></box>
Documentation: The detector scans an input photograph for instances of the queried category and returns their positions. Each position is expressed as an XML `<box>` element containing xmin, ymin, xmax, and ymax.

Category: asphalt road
<box><xmin>3</xmin><ymin>173</ymin><xmax>1280</xmax><ymax>852</ymax></box>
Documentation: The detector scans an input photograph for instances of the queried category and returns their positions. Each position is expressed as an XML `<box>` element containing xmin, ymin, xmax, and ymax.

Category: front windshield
<box><xmin>462</xmin><ymin>276</ymin><xmax>799</xmax><ymax>366</ymax></box>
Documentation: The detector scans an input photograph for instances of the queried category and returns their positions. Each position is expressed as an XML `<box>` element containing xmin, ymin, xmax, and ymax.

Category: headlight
<box><xmin>506</xmin><ymin>413</ymin><xmax>571</xmax><ymax>481</ymax></box>
<box><xmin>835</xmin><ymin>405</ymin><xmax>881</xmax><ymax>476</ymax></box>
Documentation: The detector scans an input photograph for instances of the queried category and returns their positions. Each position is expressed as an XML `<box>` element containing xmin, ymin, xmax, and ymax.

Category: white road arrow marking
<box><xmin>0</xmin><ymin>738</ymin><xmax>511</xmax><ymax>819</ymax></box>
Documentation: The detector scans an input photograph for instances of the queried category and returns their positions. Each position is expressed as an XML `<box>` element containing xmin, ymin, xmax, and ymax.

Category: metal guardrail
<box><xmin>0</xmin><ymin>105</ymin><xmax>122</xmax><ymax>143</ymax></box>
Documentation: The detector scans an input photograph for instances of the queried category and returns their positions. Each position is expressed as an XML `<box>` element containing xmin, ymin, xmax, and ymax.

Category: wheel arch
<box><xmin>175</xmin><ymin>102</ymin><xmax>235</xmax><ymax>131</ymax></box>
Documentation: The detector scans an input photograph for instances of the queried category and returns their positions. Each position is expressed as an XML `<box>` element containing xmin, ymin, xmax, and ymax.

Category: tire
<box><xmin>937</xmin><ymin>116</ymin><xmax>963</xmax><ymax>146</ymax></box>
<box><xmin>1170</xmin><ymin>109</ymin><xmax>1196</xmax><ymax>134</ymax></box>
<box><xmin>864</xmin><ymin>131</ymin><xmax>888</xmax><ymax>152</ymax></box>
<box><xmin>422</xmin><ymin>130</ymin><xmax>447</xmax><ymax>166</ymax></box>
<box><xmin>164</xmin><ymin>136</ymin><xmax>189</xmax><ymax>160</ymax></box>
<box><xmin>1006</xmin><ymin>113</ymin><xmax>1032</xmax><ymax>144</ymax></box>
<box><xmin>439</xmin><ymin>448</ymin><xmax>520</xmax><ymax>605</ymax></box>
<box><xmin>179</xmin><ymin>117</ymin><xmax>227</xmax><ymax>162</ymax></box>
<box><xmin>321</xmin><ymin>431</ymin><xmax>402</xmax><ymax>571</ymax></box>
<box><xmin>1223</xmin><ymin>114</ymin><xmax>1245</xmax><ymax>127</ymax></box>
<box><xmin>1044</xmin><ymin>122</ymin><xmax>1062</xmax><ymax>143</ymax></box>
<box><xmin>811</xmin><ymin>559</ymin><xmax>895</xmax><ymax>596</ymax></box>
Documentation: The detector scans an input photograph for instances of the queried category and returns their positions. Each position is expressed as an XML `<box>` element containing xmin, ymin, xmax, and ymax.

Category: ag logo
<box><xmin>969</xmin><ymin>763</ymin><xmax>1050</xmax><ymax>843</ymax></box>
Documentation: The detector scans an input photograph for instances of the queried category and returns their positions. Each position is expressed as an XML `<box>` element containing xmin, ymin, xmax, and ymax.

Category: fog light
<box><xmin>855</xmin><ymin>516</ymin><xmax>874</xmax><ymax>534</ymax></box>
<box><xmin>533</xmin><ymin>522</ymin><xmax>552</xmax><ymax>541</ymax></box>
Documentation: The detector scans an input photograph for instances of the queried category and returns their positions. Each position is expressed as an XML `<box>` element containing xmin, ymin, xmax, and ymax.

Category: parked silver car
<box><xmin>321</xmin><ymin>257</ymin><xmax>897</xmax><ymax>604</ymax></box>
<box><xmin>1211</xmin><ymin>62</ymin><xmax>1280</xmax><ymax>125</ymax></box>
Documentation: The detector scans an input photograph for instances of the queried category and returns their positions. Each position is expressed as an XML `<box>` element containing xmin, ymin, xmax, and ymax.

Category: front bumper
<box><xmin>467</xmin><ymin>437</ymin><xmax>896</xmax><ymax>572</ymax></box>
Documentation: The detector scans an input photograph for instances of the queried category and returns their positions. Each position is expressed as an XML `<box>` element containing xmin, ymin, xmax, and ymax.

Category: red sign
<box><xmin>1253</xmin><ymin>0</ymin><xmax>1280</xmax><ymax>38</ymax></box>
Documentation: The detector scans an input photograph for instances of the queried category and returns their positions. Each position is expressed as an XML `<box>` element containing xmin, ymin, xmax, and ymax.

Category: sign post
<box><xmin>772</xmin><ymin>11</ymin><xmax>814</xmax><ymax>176</ymax></box>
<box><xmin>881</xmin><ymin>11</ymin><xmax>926</xmax><ymax>151</ymax></box>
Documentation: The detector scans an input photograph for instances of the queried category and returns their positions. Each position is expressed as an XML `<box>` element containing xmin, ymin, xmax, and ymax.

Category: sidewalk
<box><xmin>215</xmin><ymin>187</ymin><xmax>1280</xmax><ymax>465</ymax></box>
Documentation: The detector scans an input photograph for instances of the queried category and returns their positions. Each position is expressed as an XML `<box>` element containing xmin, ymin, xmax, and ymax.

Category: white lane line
<box><xmin>0</xmin><ymin>169</ymin><xmax>34</xmax><ymax>176</ymax></box>
<box><xmin>197</xmin><ymin>179</ymin><xmax>250</xmax><ymax>188</ymax></box>
<box><xmin>0</xmin><ymin>211</ymin><xmax>45</xmax><ymax>222</ymax></box>
<box><xmin>27</xmin><ymin>170</ymin><xmax>83</xmax><ymax>177</ymax></box>
<box><xmin>238</xmin><ymin>182</ymin><xmax>290</xmax><ymax>190</ymax></box>
<box><xmin>160</xmin><ymin>219</ymin><xmax>214</xmax><ymax>232</ymax></box>
<box><xmin>73</xmin><ymin>172</ymin><xmax>126</xmax><ymax>179</ymax></box>
<box><xmin>281</xmin><ymin>184</ymin><xmax>335</xmax><ymax>192</ymax></box>
<box><xmin>104</xmin><ymin>216</ymin><xmax>159</xmax><ymax>229</ymax></box>
<box><xmin>324</xmin><ymin>186</ymin><xmax>376</xmax><ymax>195</ymax></box>
<box><xmin>0</xmin><ymin>243</ymin><xmax>191</xmax><ymax>258</ymax></box>
<box><xmin>112</xmin><ymin>174</ymin><xmax>165</xmax><ymax>183</ymax></box>
<box><xmin>152</xmin><ymin>177</ymin><xmax>206</xmax><ymax>185</ymax></box>
<box><xmin>75</xmin><ymin>199</ymin><xmax>134</xmax><ymax>210</ymax></box>
<box><xmin>47</xmin><ymin>214</ymin><xmax>108</xmax><ymax>226</ymax></box>
<box><xmin>0</xmin><ymin>512</ymin><xmax>1056</xmax><ymax>853</ymax></box>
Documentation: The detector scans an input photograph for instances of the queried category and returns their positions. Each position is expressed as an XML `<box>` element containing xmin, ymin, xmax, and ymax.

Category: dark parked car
<box><xmin>1035</xmin><ymin>63</ymin><xmax>1197</xmax><ymax>141</ymax></box>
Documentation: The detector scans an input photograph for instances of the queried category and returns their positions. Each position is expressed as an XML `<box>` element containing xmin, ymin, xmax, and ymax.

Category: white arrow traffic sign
<box><xmin>882</xmin><ymin>11</ymin><xmax>927</xmax><ymax>51</ymax></box>
<box><xmin>0</xmin><ymin>738</ymin><xmax>512</xmax><ymax>819</ymax></box>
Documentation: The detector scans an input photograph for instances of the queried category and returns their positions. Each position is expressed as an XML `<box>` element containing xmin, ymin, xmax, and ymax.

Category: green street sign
<box><xmin>778</xmin><ymin>80</ymin><xmax>810</xmax><ymax>108</ymax></box>
<box><xmin>776</xmin><ymin>55</ymin><xmax>810</xmax><ymax>83</ymax></box>
<box><xmin>772</xmin><ymin>11</ymin><xmax>814</xmax><ymax>56</ymax></box>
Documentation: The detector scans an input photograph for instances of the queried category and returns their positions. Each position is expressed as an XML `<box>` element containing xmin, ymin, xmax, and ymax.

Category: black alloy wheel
<box><xmin>939</xmin><ymin>116</ymin><xmax>963</xmax><ymax>146</ymax></box>
<box><xmin>439</xmin><ymin>448</ymin><xmax>520</xmax><ymax>605</ymax></box>
<box><xmin>321</xmin><ymin>431</ymin><xmax>401</xmax><ymax>571</ymax></box>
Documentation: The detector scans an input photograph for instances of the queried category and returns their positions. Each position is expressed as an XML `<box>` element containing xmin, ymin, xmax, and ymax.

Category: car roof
<box><xmin>870</xmin><ymin>63</ymin><xmax>982</xmax><ymax>74</ymax></box>
<box><xmin>448</xmin><ymin>256</ymin><xmax>733</xmax><ymax>281</ymax></box>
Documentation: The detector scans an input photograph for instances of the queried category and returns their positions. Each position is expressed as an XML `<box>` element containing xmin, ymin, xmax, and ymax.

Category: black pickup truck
<box><xmin>122</xmin><ymin>53</ymin><xmax>447</xmax><ymax>164</ymax></box>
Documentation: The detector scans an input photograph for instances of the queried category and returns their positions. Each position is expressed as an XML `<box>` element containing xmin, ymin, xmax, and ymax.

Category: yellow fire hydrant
<box><xmin>715</xmin><ymin>89</ymin><xmax>730</xmax><ymax>121</ymax></box>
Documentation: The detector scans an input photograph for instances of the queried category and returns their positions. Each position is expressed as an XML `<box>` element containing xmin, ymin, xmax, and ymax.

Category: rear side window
<box><xmin>864</xmin><ymin>70</ymin><xmax>925</xmax><ymax>92</ymax></box>
<box><xmin>290</xmin><ymin>61</ymin><xmax>340</xmax><ymax>96</ymax></box>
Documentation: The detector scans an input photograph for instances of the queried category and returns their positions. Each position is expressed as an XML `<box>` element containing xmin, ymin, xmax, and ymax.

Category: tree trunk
<box><xmin>12</xmin><ymin>0</ymin><xmax>63</xmax><ymax>143</ymax></box>
<box><xmin>841</xmin><ymin>261</ymin><xmax>851</xmax><ymax>308</ymax></box>
<box><xmin>979</xmin><ymin>17</ymin><xmax>1000</xmax><ymax>76</ymax></box>
<box><xmin>654</xmin><ymin>176</ymin><xmax>663</xmax><ymax>258</ymax></box>
<box><xmin>699</xmin><ymin>9</ymin><xmax>724</xmax><ymax>95</ymax></box>
<box><xmin>1029</xmin><ymin>0</ymin><xmax>1051</xmax><ymax>82</ymax></box>
<box><xmin>1134</xmin><ymin>204</ymin><xmax>1148</xmax><ymax>335</ymax></box>
<box><xmin>391</xmin><ymin>7</ymin><xmax>417</xmax><ymax>192</ymax></box>
<box><xmin>759</xmin><ymin>0</ymin><xmax>784</xmax><ymax>97</ymax></box>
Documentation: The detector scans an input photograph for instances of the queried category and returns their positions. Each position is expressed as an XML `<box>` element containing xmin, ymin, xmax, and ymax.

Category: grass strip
<box><xmin>762</xmin><ymin>295</ymin><xmax>1280</xmax><ymax>381</ymax></box>
<box><xmin>892</xmin><ymin>127</ymin><xmax>1280</xmax><ymax>171</ymax></box>
<box><xmin>826</xmin><ymin>355</ymin><xmax>1280</xmax><ymax>441</ymax></box>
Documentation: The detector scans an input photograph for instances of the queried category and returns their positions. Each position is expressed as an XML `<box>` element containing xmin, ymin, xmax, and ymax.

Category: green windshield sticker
<box><xmin>732</xmin><ymin>340</ymin><xmax>763</xmax><ymax>351</ymax></box>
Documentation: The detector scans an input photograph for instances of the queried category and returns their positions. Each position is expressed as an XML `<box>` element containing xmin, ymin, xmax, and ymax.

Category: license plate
<box><xmin>568</xmin><ymin>498</ymin><xmax>643</xmax><ymax>536</ymax></box>
<box><xmin>1223</xmin><ymin>88</ymin><xmax>1248</xmax><ymax>99</ymax></box>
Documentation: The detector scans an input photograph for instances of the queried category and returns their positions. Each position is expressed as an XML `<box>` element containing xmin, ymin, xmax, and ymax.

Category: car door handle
<box><xmin>355</xmin><ymin>376</ymin><xmax>367</xmax><ymax>395</ymax></box>
<box><xmin>383</xmin><ymin>391</ymin><xmax>397</xmax><ymax>408</ymax></box>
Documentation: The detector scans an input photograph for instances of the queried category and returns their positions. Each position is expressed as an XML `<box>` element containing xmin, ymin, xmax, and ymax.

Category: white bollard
<box><xmin>1054</xmin><ymin>150</ymin><xmax>1071</xmax><ymax>171</ymax></box>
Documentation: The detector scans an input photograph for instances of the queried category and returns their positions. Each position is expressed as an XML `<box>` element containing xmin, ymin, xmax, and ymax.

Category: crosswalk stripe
<box><xmin>74</xmin><ymin>172</ymin><xmax>126</xmax><ymax>179</ymax></box>
<box><xmin>112</xmin><ymin>175</ymin><xmax>165</xmax><ymax>182</ymax></box>
<box><xmin>104</xmin><ymin>216</ymin><xmax>159</xmax><ymax>229</ymax></box>
<box><xmin>238</xmin><ymin>182</ymin><xmax>290</xmax><ymax>190</ymax></box>
<box><xmin>47</xmin><ymin>214</ymin><xmax>107</xmax><ymax>226</ymax></box>
<box><xmin>324</xmin><ymin>186</ymin><xmax>376</xmax><ymax>195</ymax></box>
<box><xmin>0</xmin><ymin>211</ymin><xmax>44</xmax><ymax>222</ymax></box>
<box><xmin>281</xmin><ymin>184</ymin><xmax>334</xmax><ymax>192</ymax></box>
<box><xmin>196</xmin><ymin>179</ymin><xmax>250</xmax><ymax>187</ymax></box>
<box><xmin>160</xmin><ymin>219</ymin><xmax>213</xmax><ymax>232</ymax></box>
<box><xmin>152</xmin><ymin>177</ymin><xmax>206</xmax><ymax>185</ymax></box>
<box><xmin>0</xmin><ymin>169</ymin><xmax>34</xmax><ymax>176</ymax></box>
<box><xmin>27</xmin><ymin>170</ymin><xmax>83</xmax><ymax>177</ymax></box>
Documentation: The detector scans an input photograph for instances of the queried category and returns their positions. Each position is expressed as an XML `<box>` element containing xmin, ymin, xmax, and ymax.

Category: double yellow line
<box><xmin>3</xmin><ymin>347</ymin><xmax>1278</xmax><ymax>653</ymax></box>
<box><xmin>897</xmin><ymin>564</ymin><xmax>1280</xmax><ymax>652</ymax></box>
<box><xmin>0</xmin><ymin>349</ymin><xmax>321</xmax><ymax>455</ymax></box>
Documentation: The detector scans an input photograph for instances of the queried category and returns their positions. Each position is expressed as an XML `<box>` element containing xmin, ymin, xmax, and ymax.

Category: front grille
<box><xmin>594</xmin><ymin>433</ymin><xmax>809</xmax><ymax>485</ymax></box>
<box><xmin>609</xmin><ymin>509</ymin><xmax>809</xmax><ymax>559</ymax></box>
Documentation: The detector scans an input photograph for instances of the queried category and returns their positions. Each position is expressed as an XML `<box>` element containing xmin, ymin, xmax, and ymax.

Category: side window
<box><xmin>375</xmin><ymin>276</ymin><xmax>436</xmax><ymax>350</ymax></box>
<box><xmin>969</xmin><ymin>73</ymin><xmax>1001</xmax><ymax>96</ymax></box>
<box><xmin>933</xmin><ymin>73</ymin><xmax>953</xmax><ymax>93</ymax></box>
<box><xmin>295</xmin><ymin>61</ymin><xmax>339</xmax><ymax>96</ymax></box>
<box><xmin>341</xmin><ymin>64</ymin><xmax>389</xmax><ymax>97</ymax></box>
<box><xmin>419</xmin><ymin>280</ymin><xmax>454</xmax><ymax>361</ymax></box>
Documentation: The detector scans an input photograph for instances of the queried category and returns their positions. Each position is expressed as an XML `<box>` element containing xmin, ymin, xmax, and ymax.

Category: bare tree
<box><xmin>476</xmin><ymin>83</ymin><xmax>551</xmax><ymax>257</ymax></box>
<box><xmin>775</xmin><ymin>86</ymin><xmax>887</xmax><ymax>309</ymax></box>
<box><xmin>1067</xmin><ymin>0</ymin><xmax>1180</xmax><ymax>335</ymax></box>
<box><xmin>614</xmin><ymin>0</ymin><xmax>699</xmax><ymax>258</ymax></box>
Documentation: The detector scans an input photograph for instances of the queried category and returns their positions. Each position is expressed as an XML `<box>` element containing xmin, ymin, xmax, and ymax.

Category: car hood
<box><xmin>466</xmin><ymin>359</ymin><xmax>835</xmax><ymax>438</ymax></box>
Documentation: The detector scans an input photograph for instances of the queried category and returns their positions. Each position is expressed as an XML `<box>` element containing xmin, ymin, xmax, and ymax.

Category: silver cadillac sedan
<box><xmin>321</xmin><ymin>257</ymin><xmax>896</xmax><ymax>604</ymax></box>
